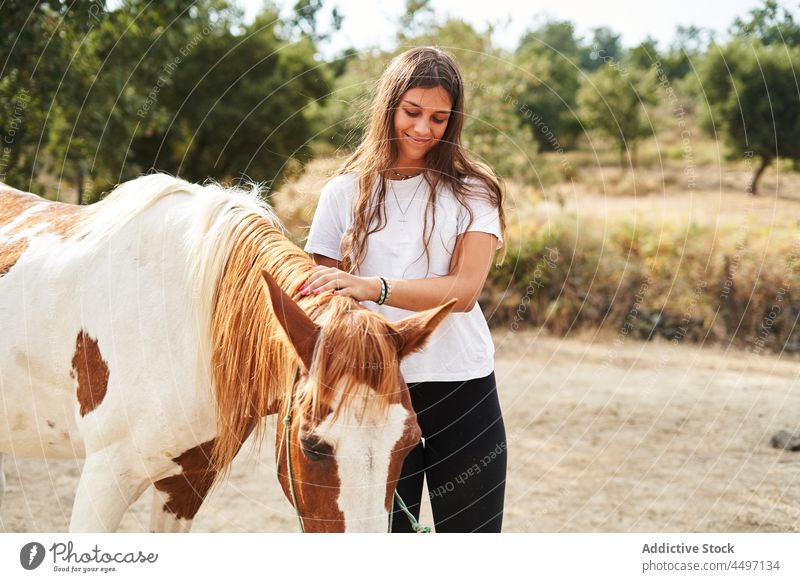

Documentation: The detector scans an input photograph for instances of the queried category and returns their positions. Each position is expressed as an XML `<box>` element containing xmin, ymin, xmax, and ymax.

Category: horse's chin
<box><xmin>297</xmin><ymin>512</ymin><xmax>390</xmax><ymax>533</ymax></box>
<box><xmin>342</xmin><ymin>513</ymin><xmax>390</xmax><ymax>533</ymax></box>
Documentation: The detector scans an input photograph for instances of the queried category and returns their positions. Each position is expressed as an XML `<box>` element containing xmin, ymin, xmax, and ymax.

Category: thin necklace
<box><xmin>389</xmin><ymin>176</ymin><xmax>424</xmax><ymax>223</ymax></box>
<box><xmin>389</xmin><ymin>167</ymin><xmax>422</xmax><ymax>180</ymax></box>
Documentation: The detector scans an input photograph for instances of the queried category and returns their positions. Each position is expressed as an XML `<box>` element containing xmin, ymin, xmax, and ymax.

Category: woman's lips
<box><xmin>406</xmin><ymin>134</ymin><xmax>430</xmax><ymax>145</ymax></box>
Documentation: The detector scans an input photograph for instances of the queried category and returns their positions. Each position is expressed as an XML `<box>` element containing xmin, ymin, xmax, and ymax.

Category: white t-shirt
<box><xmin>304</xmin><ymin>171</ymin><xmax>503</xmax><ymax>382</ymax></box>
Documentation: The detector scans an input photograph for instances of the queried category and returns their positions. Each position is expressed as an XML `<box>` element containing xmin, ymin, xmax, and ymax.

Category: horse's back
<box><xmin>0</xmin><ymin>183</ymin><xmax>215</xmax><ymax>460</ymax></box>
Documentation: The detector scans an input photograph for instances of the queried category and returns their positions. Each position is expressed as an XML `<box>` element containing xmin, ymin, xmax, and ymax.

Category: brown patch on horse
<box><xmin>292</xmin><ymin>465</ymin><xmax>346</xmax><ymax>533</ymax></box>
<box><xmin>277</xmin><ymin>409</ymin><xmax>346</xmax><ymax>532</ymax></box>
<box><xmin>154</xmin><ymin>423</ymin><xmax>255</xmax><ymax>520</ymax></box>
<box><xmin>153</xmin><ymin>440</ymin><xmax>218</xmax><ymax>521</ymax></box>
<box><xmin>9</xmin><ymin>199</ymin><xmax>85</xmax><ymax>238</ymax></box>
<box><xmin>0</xmin><ymin>188</ymin><xmax>41</xmax><ymax>229</ymax></box>
<box><xmin>0</xmin><ymin>187</ymin><xmax>85</xmax><ymax>238</ymax></box>
<box><xmin>0</xmin><ymin>238</ymin><xmax>28</xmax><ymax>277</ymax></box>
<box><xmin>71</xmin><ymin>331</ymin><xmax>110</xmax><ymax>416</ymax></box>
<box><xmin>384</xmin><ymin>386</ymin><xmax>422</xmax><ymax>511</ymax></box>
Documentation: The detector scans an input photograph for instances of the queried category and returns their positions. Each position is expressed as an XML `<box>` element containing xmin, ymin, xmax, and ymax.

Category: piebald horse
<box><xmin>0</xmin><ymin>174</ymin><xmax>454</xmax><ymax>532</ymax></box>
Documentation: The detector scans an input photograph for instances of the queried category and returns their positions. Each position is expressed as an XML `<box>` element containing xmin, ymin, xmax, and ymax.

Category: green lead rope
<box><xmin>392</xmin><ymin>490</ymin><xmax>431</xmax><ymax>533</ymax></box>
<box><xmin>278</xmin><ymin>366</ymin><xmax>431</xmax><ymax>534</ymax></box>
<box><xmin>276</xmin><ymin>367</ymin><xmax>305</xmax><ymax>532</ymax></box>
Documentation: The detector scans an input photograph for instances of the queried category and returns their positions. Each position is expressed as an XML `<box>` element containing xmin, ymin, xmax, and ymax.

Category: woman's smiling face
<box><xmin>392</xmin><ymin>85</ymin><xmax>452</xmax><ymax>163</ymax></box>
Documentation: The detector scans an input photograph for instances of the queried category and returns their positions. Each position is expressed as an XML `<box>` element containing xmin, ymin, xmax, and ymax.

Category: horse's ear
<box><xmin>391</xmin><ymin>298</ymin><xmax>457</xmax><ymax>360</ymax></box>
<box><xmin>261</xmin><ymin>269</ymin><xmax>320</xmax><ymax>370</ymax></box>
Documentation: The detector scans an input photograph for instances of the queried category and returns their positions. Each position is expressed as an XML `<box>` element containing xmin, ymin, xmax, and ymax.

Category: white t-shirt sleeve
<box><xmin>459</xmin><ymin>179</ymin><xmax>504</xmax><ymax>250</ymax></box>
<box><xmin>304</xmin><ymin>178</ymin><xmax>349</xmax><ymax>261</ymax></box>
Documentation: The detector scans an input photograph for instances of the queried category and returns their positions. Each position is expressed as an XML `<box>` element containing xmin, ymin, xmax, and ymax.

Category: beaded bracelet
<box><xmin>376</xmin><ymin>277</ymin><xmax>387</xmax><ymax>305</ymax></box>
<box><xmin>384</xmin><ymin>278</ymin><xmax>393</xmax><ymax>303</ymax></box>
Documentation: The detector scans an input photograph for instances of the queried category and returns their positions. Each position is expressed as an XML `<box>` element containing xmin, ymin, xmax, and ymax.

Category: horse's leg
<box><xmin>69</xmin><ymin>444</ymin><xmax>150</xmax><ymax>532</ymax></box>
<box><xmin>149</xmin><ymin>439</ymin><xmax>218</xmax><ymax>533</ymax></box>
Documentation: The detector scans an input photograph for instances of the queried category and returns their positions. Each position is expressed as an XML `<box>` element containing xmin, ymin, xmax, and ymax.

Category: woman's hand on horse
<box><xmin>300</xmin><ymin>266</ymin><xmax>381</xmax><ymax>302</ymax></box>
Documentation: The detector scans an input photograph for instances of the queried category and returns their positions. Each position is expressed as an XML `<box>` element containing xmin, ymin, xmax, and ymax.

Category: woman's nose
<box><xmin>414</xmin><ymin>118</ymin><xmax>430</xmax><ymax>135</ymax></box>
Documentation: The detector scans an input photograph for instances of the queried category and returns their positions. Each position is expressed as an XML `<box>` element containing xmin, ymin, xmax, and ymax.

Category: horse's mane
<box><xmin>76</xmin><ymin>173</ymin><xmax>402</xmax><ymax>475</ymax></box>
<box><xmin>210</xmin><ymin>211</ymin><xmax>402</xmax><ymax>474</ymax></box>
<box><xmin>72</xmin><ymin>173</ymin><xmax>281</xmax><ymax>243</ymax></box>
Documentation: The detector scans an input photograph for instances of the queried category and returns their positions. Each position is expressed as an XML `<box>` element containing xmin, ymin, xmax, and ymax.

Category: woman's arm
<box><xmin>384</xmin><ymin>231</ymin><xmax>496</xmax><ymax>312</ymax></box>
<box><xmin>311</xmin><ymin>253</ymin><xmax>340</xmax><ymax>269</ymax></box>
<box><xmin>302</xmin><ymin>231</ymin><xmax>497</xmax><ymax>313</ymax></box>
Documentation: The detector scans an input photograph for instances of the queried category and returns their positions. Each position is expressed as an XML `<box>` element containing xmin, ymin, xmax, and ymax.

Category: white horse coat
<box><xmin>0</xmin><ymin>175</ymin><xmax>273</xmax><ymax>531</ymax></box>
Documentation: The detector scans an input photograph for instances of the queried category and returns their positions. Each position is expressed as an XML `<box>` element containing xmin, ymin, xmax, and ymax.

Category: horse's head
<box><xmin>261</xmin><ymin>270</ymin><xmax>454</xmax><ymax>532</ymax></box>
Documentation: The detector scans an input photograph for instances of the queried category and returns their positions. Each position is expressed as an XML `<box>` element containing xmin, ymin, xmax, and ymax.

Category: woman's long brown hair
<box><xmin>336</xmin><ymin>46</ymin><xmax>508</xmax><ymax>273</ymax></box>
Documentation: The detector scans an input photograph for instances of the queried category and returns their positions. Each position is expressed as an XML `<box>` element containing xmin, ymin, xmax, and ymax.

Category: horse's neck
<box><xmin>209</xmin><ymin>212</ymin><xmax>328</xmax><ymax>467</ymax></box>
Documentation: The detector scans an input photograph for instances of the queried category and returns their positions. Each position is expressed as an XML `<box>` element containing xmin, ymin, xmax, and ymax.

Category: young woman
<box><xmin>302</xmin><ymin>46</ymin><xmax>508</xmax><ymax>533</ymax></box>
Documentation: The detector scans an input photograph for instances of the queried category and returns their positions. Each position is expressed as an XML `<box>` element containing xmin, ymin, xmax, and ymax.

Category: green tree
<box><xmin>0</xmin><ymin>1</ymin><xmax>102</xmax><ymax>194</ymax></box>
<box><xmin>730</xmin><ymin>0</ymin><xmax>800</xmax><ymax>46</ymax></box>
<box><xmin>398</xmin><ymin>0</ymin><xmax>435</xmax><ymax>38</ymax></box>
<box><xmin>3</xmin><ymin>0</ymin><xmax>333</xmax><ymax>200</ymax></box>
<box><xmin>659</xmin><ymin>25</ymin><xmax>713</xmax><ymax>80</ymax></box>
<box><xmin>73</xmin><ymin>0</ymin><xmax>243</xmax><ymax>197</ymax></box>
<box><xmin>129</xmin><ymin>8</ymin><xmax>332</xmax><ymax>188</ymax></box>
<box><xmin>698</xmin><ymin>39</ymin><xmax>800</xmax><ymax>194</ymax></box>
<box><xmin>577</xmin><ymin>62</ymin><xmax>658</xmax><ymax>168</ymax></box>
<box><xmin>284</xmin><ymin>0</ymin><xmax>343</xmax><ymax>44</ymax></box>
<box><xmin>519</xmin><ymin>21</ymin><xmax>581</xmax><ymax>60</ymax></box>
<box><xmin>515</xmin><ymin>21</ymin><xmax>583</xmax><ymax>152</ymax></box>
<box><xmin>581</xmin><ymin>27</ymin><xmax>622</xmax><ymax>71</ymax></box>
<box><xmin>628</xmin><ymin>36</ymin><xmax>660</xmax><ymax>70</ymax></box>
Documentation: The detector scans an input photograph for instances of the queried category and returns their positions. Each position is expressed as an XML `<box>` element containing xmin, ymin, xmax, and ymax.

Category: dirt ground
<box><xmin>2</xmin><ymin>330</ymin><xmax>799</xmax><ymax>533</ymax></box>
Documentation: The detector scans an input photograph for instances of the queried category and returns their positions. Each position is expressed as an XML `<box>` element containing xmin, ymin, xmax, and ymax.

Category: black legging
<box><xmin>391</xmin><ymin>370</ymin><xmax>507</xmax><ymax>533</ymax></box>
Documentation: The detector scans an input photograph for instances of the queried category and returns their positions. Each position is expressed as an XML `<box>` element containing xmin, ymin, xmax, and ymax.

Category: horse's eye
<box><xmin>300</xmin><ymin>436</ymin><xmax>333</xmax><ymax>462</ymax></box>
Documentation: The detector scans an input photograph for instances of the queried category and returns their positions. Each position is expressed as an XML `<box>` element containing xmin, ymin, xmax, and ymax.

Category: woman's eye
<box><xmin>405</xmin><ymin>110</ymin><xmax>447</xmax><ymax>124</ymax></box>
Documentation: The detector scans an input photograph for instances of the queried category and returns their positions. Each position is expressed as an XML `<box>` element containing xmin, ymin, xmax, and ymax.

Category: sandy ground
<box><xmin>2</xmin><ymin>330</ymin><xmax>799</xmax><ymax>533</ymax></box>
